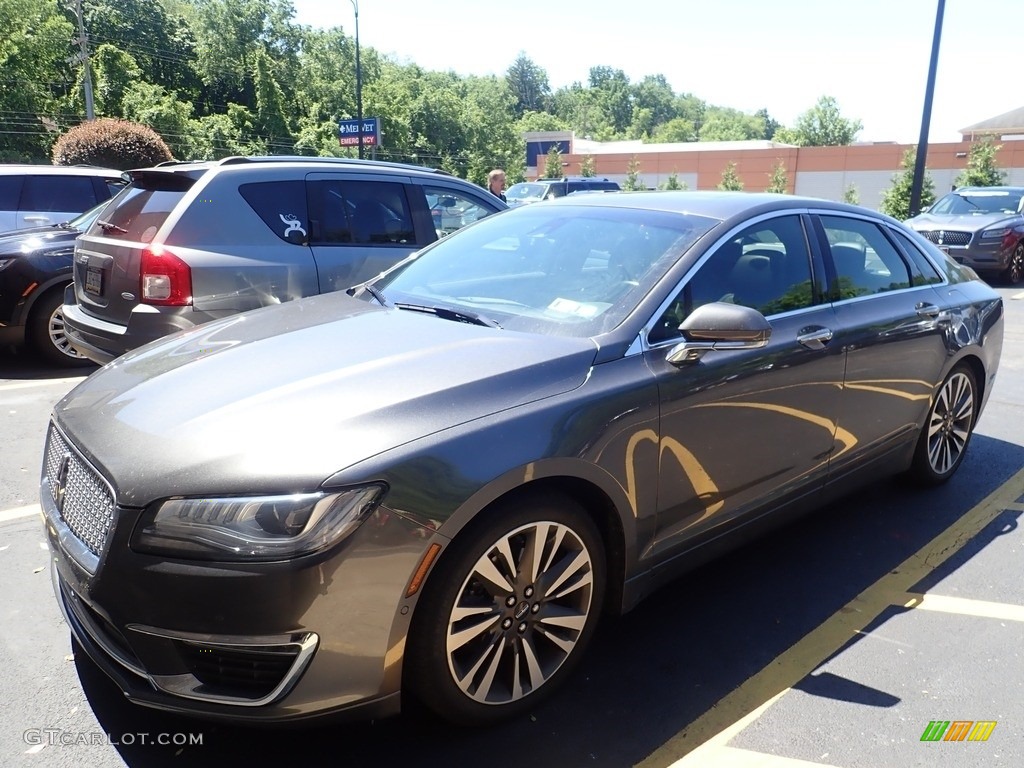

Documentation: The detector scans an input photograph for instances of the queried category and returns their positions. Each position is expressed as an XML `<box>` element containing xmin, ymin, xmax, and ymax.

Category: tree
<box><xmin>651</xmin><ymin>117</ymin><xmax>697</xmax><ymax>143</ymax></box>
<box><xmin>718</xmin><ymin>161</ymin><xmax>743</xmax><ymax>191</ymax></box>
<box><xmin>843</xmin><ymin>183</ymin><xmax>860</xmax><ymax>205</ymax></box>
<box><xmin>505</xmin><ymin>53</ymin><xmax>550</xmax><ymax>117</ymax></box>
<box><xmin>659</xmin><ymin>172</ymin><xmax>686</xmax><ymax>190</ymax></box>
<box><xmin>52</xmin><ymin>118</ymin><xmax>173</xmax><ymax>168</ymax></box>
<box><xmin>755</xmin><ymin>108</ymin><xmax>781</xmax><ymax>141</ymax></box>
<box><xmin>543</xmin><ymin>145</ymin><xmax>563</xmax><ymax>178</ymax></box>
<box><xmin>623</xmin><ymin>156</ymin><xmax>643</xmax><ymax>190</ymax></box>
<box><xmin>955</xmin><ymin>137</ymin><xmax>1006</xmax><ymax>187</ymax></box>
<box><xmin>579</xmin><ymin>155</ymin><xmax>596</xmax><ymax>177</ymax></box>
<box><xmin>880</xmin><ymin>147</ymin><xmax>935</xmax><ymax>220</ymax></box>
<box><xmin>91</xmin><ymin>44</ymin><xmax>143</xmax><ymax>118</ymax></box>
<box><xmin>699</xmin><ymin>108</ymin><xmax>764</xmax><ymax>142</ymax></box>
<box><xmin>788</xmin><ymin>96</ymin><xmax>863</xmax><ymax>146</ymax></box>
<box><xmin>766</xmin><ymin>161</ymin><xmax>788</xmax><ymax>193</ymax></box>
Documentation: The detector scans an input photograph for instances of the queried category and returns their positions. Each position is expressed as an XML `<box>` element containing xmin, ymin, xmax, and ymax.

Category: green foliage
<box><xmin>579</xmin><ymin>155</ymin><xmax>596</xmax><ymax>177</ymax></box>
<box><xmin>623</xmin><ymin>156</ymin><xmax>643</xmax><ymax>190</ymax></box>
<box><xmin>506</xmin><ymin>53</ymin><xmax>551</xmax><ymax>117</ymax></box>
<box><xmin>659</xmin><ymin>172</ymin><xmax>686</xmax><ymax>190</ymax></box>
<box><xmin>788</xmin><ymin>96</ymin><xmax>862</xmax><ymax>146</ymax></box>
<box><xmin>717</xmin><ymin>161</ymin><xmax>743</xmax><ymax>191</ymax></box>
<box><xmin>544</xmin><ymin>145</ymin><xmax>564</xmax><ymax>179</ymax></box>
<box><xmin>955</xmin><ymin>137</ymin><xmax>1006</xmax><ymax>187</ymax></box>
<box><xmin>651</xmin><ymin>117</ymin><xmax>697</xmax><ymax>143</ymax></box>
<box><xmin>766</xmin><ymin>161</ymin><xmax>788</xmax><ymax>193</ymax></box>
<box><xmin>880</xmin><ymin>147</ymin><xmax>935</xmax><ymax>220</ymax></box>
<box><xmin>52</xmin><ymin>118</ymin><xmax>173</xmax><ymax>169</ymax></box>
<box><xmin>699</xmin><ymin>108</ymin><xmax>764</xmax><ymax>142</ymax></box>
<box><xmin>91</xmin><ymin>44</ymin><xmax>143</xmax><ymax>118</ymax></box>
<box><xmin>843</xmin><ymin>183</ymin><xmax>860</xmax><ymax>205</ymax></box>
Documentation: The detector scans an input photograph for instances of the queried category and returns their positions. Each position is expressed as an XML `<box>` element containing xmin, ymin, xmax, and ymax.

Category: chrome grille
<box><xmin>919</xmin><ymin>229</ymin><xmax>972</xmax><ymax>246</ymax></box>
<box><xmin>45</xmin><ymin>424</ymin><xmax>115</xmax><ymax>557</ymax></box>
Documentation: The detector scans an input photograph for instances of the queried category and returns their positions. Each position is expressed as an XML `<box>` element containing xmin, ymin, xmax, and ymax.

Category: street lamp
<box><xmin>348</xmin><ymin>0</ymin><xmax>363</xmax><ymax>159</ymax></box>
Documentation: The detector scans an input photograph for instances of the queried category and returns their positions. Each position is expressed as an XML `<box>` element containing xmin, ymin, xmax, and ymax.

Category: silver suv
<box><xmin>63</xmin><ymin>156</ymin><xmax>506</xmax><ymax>364</ymax></box>
<box><xmin>0</xmin><ymin>164</ymin><xmax>125</xmax><ymax>231</ymax></box>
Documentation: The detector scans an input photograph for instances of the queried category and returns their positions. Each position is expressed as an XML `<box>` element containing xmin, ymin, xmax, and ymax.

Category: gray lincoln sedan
<box><xmin>41</xmin><ymin>192</ymin><xmax>1003</xmax><ymax>727</ymax></box>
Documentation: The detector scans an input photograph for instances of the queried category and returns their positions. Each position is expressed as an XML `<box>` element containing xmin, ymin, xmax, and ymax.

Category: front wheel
<box><xmin>1003</xmin><ymin>242</ymin><xmax>1024</xmax><ymax>285</ymax></box>
<box><xmin>909</xmin><ymin>364</ymin><xmax>978</xmax><ymax>485</ymax></box>
<box><xmin>405</xmin><ymin>494</ymin><xmax>606</xmax><ymax>725</ymax></box>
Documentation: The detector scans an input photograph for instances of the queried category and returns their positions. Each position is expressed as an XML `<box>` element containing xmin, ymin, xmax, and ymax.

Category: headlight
<box><xmin>980</xmin><ymin>226</ymin><xmax>1010</xmax><ymax>239</ymax></box>
<box><xmin>131</xmin><ymin>485</ymin><xmax>385</xmax><ymax>561</ymax></box>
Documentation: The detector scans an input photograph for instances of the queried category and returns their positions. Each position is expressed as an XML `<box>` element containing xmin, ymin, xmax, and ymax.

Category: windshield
<box><xmin>375</xmin><ymin>204</ymin><xmax>717</xmax><ymax>338</ymax></box>
<box><xmin>929</xmin><ymin>189</ymin><xmax>1024</xmax><ymax>216</ymax></box>
<box><xmin>505</xmin><ymin>183</ymin><xmax>547</xmax><ymax>204</ymax></box>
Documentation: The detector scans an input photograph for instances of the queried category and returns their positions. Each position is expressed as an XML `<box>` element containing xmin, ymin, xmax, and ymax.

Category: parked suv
<box><xmin>62</xmin><ymin>156</ymin><xmax>506</xmax><ymax>364</ymax></box>
<box><xmin>905</xmin><ymin>185</ymin><xmax>1024</xmax><ymax>284</ymax></box>
<box><xmin>0</xmin><ymin>164</ymin><xmax>125</xmax><ymax>231</ymax></box>
<box><xmin>505</xmin><ymin>177</ymin><xmax>621</xmax><ymax>206</ymax></box>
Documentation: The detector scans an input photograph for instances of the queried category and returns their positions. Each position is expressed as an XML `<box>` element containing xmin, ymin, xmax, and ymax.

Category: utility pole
<box><xmin>73</xmin><ymin>0</ymin><xmax>95</xmax><ymax>120</ymax></box>
<box><xmin>909</xmin><ymin>0</ymin><xmax>945</xmax><ymax>216</ymax></box>
<box><xmin>348</xmin><ymin>0</ymin><xmax>363</xmax><ymax>159</ymax></box>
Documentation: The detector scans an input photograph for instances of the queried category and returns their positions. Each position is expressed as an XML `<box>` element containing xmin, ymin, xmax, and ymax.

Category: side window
<box><xmin>22</xmin><ymin>175</ymin><xmax>97</xmax><ymax>212</ymax></box>
<box><xmin>820</xmin><ymin>215</ymin><xmax>912</xmax><ymax>299</ymax></box>
<box><xmin>423</xmin><ymin>185</ymin><xmax>498</xmax><ymax>237</ymax></box>
<box><xmin>239</xmin><ymin>181</ymin><xmax>308</xmax><ymax>244</ymax></box>
<box><xmin>649</xmin><ymin>215</ymin><xmax>816</xmax><ymax>344</ymax></box>
<box><xmin>0</xmin><ymin>176</ymin><xmax>24</xmax><ymax>209</ymax></box>
<box><xmin>891</xmin><ymin>228</ymin><xmax>944</xmax><ymax>285</ymax></box>
<box><xmin>308</xmin><ymin>180</ymin><xmax>416</xmax><ymax>246</ymax></box>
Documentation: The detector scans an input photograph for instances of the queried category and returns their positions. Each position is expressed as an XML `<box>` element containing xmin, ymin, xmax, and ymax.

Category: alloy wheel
<box><xmin>47</xmin><ymin>306</ymin><xmax>86</xmax><ymax>360</ymax></box>
<box><xmin>925</xmin><ymin>370</ymin><xmax>975</xmax><ymax>476</ymax></box>
<box><xmin>1009</xmin><ymin>243</ymin><xmax>1024</xmax><ymax>285</ymax></box>
<box><xmin>445</xmin><ymin>520</ymin><xmax>595</xmax><ymax>706</ymax></box>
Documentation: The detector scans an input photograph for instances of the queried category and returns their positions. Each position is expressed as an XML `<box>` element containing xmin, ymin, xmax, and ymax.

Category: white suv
<box><xmin>0</xmin><ymin>164</ymin><xmax>125</xmax><ymax>231</ymax></box>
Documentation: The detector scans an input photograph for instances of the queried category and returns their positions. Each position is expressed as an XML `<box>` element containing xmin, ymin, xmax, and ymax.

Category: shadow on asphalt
<box><xmin>69</xmin><ymin>434</ymin><xmax>1024</xmax><ymax>768</ymax></box>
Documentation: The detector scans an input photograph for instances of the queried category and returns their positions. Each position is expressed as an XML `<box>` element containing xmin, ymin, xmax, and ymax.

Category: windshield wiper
<box><xmin>394</xmin><ymin>302</ymin><xmax>501</xmax><ymax>328</ymax></box>
<box><xmin>96</xmin><ymin>219</ymin><xmax>128</xmax><ymax>234</ymax></box>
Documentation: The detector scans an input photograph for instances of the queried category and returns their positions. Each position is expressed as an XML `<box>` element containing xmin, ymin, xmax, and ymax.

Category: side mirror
<box><xmin>665</xmin><ymin>302</ymin><xmax>771</xmax><ymax>365</ymax></box>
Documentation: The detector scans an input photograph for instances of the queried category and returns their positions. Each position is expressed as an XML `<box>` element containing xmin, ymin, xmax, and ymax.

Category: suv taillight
<box><xmin>140</xmin><ymin>245</ymin><xmax>192</xmax><ymax>306</ymax></box>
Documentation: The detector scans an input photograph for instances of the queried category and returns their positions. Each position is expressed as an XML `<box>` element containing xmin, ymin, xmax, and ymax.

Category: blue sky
<box><xmin>290</xmin><ymin>0</ymin><xmax>1021</xmax><ymax>144</ymax></box>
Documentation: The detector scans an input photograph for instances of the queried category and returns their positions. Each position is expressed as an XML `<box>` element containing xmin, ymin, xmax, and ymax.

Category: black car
<box><xmin>0</xmin><ymin>205</ymin><xmax>102</xmax><ymax>366</ymax></box>
<box><xmin>42</xmin><ymin>192</ymin><xmax>1002</xmax><ymax>727</ymax></box>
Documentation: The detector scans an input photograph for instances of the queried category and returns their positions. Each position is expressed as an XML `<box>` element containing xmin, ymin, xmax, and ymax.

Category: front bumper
<box><xmin>41</xmin><ymin>431</ymin><xmax>436</xmax><ymax>723</ymax></box>
<box><xmin>913</xmin><ymin>229</ymin><xmax>1014</xmax><ymax>274</ymax></box>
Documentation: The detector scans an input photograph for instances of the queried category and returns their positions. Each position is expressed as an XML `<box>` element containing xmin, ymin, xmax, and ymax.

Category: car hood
<box><xmin>53</xmin><ymin>292</ymin><xmax>597</xmax><ymax>505</ymax></box>
<box><xmin>906</xmin><ymin>212</ymin><xmax>1016</xmax><ymax>231</ymax></box>
<box><xmin>0</xmin><ymin>226</ymin><xmax>77</xmax><ymax>254</ymax></box>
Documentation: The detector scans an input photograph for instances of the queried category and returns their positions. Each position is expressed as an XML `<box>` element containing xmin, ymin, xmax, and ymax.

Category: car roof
<box><xmin>139</xmin><ymin>155</ymin><xmax>457</xmax><ymax>179</ymax></box>
<box><xmin>539</xmin><ymin>189</ymin><xmax>882</xmax><ymax>221</ymax></box>
<box><xmin>0</xmin><ymin>164</ymin><xmax>121</xmax><ymax>176</ymax></box>
<box><xmin>950</xmin><ymin>185</ymin><xmax>1024</xmax><ymax>194</ymax></box>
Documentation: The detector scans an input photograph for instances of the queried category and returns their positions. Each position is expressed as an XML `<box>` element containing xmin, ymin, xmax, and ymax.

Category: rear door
<box><xmin>19</xmin><ymin>174</ymin><xmax>103</xmax><ymax>228</ymax></box>
<box><xmin>812</xmin><ymin>212</ymin><xmax>950</xmax><ymax>477</ymax></box>
<box><xmin>306</xmin><ymin>173</ymin><xmax>424</xmax><ymax>291</ymax></box>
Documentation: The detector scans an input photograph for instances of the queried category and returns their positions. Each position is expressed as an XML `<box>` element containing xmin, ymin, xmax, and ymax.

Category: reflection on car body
<box><xmin>41</xmin><ymin>191</ymin><xmax>1002</xmax><ymax>728</ymax></box>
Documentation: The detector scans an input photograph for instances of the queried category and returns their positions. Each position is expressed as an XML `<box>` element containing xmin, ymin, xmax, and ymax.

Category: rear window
<box><xmin>88</xmin><ymin>175</ymin><xmax>193</xmax><ymax>242</ymax></box>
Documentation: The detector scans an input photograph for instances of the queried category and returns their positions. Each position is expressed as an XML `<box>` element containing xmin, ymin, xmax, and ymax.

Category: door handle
<box><xmin>797</xmin><ymin>327</ymin><xmax>833</xmax><ymax>350</ymax></box>
<box><xmin>916</xmin><ymin>302</ymin><xmax>940</xmax><ymax>318</ymax></box>
<box><xmin>23</xmin><ymin>216</ymin><xmax>49</xmax><ymax>223</ymax></box>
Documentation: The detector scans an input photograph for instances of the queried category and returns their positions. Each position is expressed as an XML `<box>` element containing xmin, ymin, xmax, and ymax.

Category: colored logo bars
<box><xmin>921</xmin><ymin>721</ymin><xmax>997</xmax><ymax>742</ymax></box>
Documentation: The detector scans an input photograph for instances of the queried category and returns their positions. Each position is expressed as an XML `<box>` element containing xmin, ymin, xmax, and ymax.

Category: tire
<box><xmin>26</xmin><ymin>288</ymin><xmax>92</xmax><ymax>368</ymax></box>
<box><xmin>405</xmin><ymin>493</ymin><xmax>606</xmax><ymax>726</ymax></box>
<box><xmin>909</xmin><ymin>364</ymin><xmax>978</xmax><ymax>485</ymax></box>
<box><xmin>1004</xmin><ymin>242</ymin><xmax>1024</xmax><ymax>286</ymax></box>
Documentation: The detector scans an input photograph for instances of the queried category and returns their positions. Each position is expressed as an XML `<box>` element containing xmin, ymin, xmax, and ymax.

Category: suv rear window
<box><xmin>90</xmin><ymin>175</ymin><xmax>193</xmax><ymax>242</ymax></box>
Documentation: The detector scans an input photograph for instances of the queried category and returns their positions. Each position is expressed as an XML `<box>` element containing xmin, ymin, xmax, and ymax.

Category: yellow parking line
<box><xmin>0</xmin><ymin>378</ymin><xmax>85</xmax><ymax>393</ymax></box>
<box><xmin>640</xmin><ymin>465</ymin><xmax>1024</xmax><ymax>768</ymax></box>
<box><xmin>905</xmin><ymin>593</ymin><xmax>1024</xmax><ymax>623</ymax></box>
<box><xmin>0</xmin><ymin>504</ymin><xmax>41</xmax><ymax>523</ymax></box>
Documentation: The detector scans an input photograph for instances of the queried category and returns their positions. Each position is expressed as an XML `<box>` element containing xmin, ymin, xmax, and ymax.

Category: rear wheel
<box><xmin>405</xmin><ymin>494</ymin><xmax>605</xmax><ymax>725</ymax></box>
<box><xmin>909</xmin><ymin>364</ymin><xmax>977</xmax><ymax>485</ymax></box>
<box><xmin>27</xmin><ymin>288</ymin><xmax>92</xmax><ymax>368</ymax></box>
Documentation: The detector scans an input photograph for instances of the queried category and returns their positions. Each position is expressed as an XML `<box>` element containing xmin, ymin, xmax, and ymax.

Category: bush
<box><xmin>52</xmin><ymin>118</ymin><xmax>173</xmax><ymax>170</ymax></box>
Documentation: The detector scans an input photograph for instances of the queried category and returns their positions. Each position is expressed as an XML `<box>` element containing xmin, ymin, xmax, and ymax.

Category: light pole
<box><xmin>910</xmin><ymin>0</ymin><xmax>945</xmax><ymax>216</ymax></box>
<box><xmin>348</xmin><ymin>0</ymin><xmax>363</xmax><ymax>159</ymax></box>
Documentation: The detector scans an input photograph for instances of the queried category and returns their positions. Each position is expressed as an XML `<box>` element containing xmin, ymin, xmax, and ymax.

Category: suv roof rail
<box><xmin>213</xmin><ymin>155</ymin><xmax>454</xmax><ymax>176</ymax></box>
